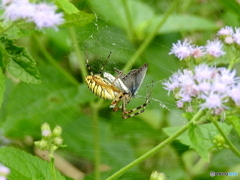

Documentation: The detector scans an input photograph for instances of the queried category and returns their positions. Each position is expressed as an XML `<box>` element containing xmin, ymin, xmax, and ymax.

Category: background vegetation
<box><xmin>1</xmin><ymin>0</ymin><xmax>240</xmax><ymax>179</ymax></box>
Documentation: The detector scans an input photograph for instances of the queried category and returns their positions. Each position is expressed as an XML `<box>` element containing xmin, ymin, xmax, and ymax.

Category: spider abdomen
<box><xmin>85</xmin><ymin>75</ymin><xmax>120</xmax><ymax>100</ymax></box>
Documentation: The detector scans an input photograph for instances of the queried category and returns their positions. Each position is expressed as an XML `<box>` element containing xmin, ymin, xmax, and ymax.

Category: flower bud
<box><xmin>41</xmin><ymin>123</ymin><xmax>52</xmax><ymax>139</ymax></box>
<box><xmin>52</xmin><ymin>126</ymin><xmax>62</xmax><ymax>137</ymax></box>
<box><xmin>150</xmin><ymin>171</ymin><xmax>167</xmax><ymax>180</ymax></box>
<box><xmin>34</xmin><ymin>140</ymin><xmax>48</xmax><ymax>150</ymax></box>
<box><xmin>53</xmin><ymin>137</ymin><xmax>63</xmax><ymax>146</ymax></box>
<box><xmin>213</xmin><ymin>135</ymin><xmax>225</xmax><ymax>147</ymax></box>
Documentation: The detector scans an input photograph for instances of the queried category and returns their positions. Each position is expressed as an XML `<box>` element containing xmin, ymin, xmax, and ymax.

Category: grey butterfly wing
<box><xmin>115</xmin><ymin>63</ymin><xmax>148</xmax><ymax>96</ymax></box>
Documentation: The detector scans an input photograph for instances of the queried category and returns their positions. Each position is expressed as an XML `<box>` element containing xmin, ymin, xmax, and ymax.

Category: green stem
<box><xmin>69</xmin><ymin>27</ymin><xmax>88</xmax><ymax>80</ymax></box>
<box><xmin>211</xmin><ymin>119</ymin><xmax>240</xmax><ymax>157</ymax></box>
<box><xmin>123</xmin><ymin>0</ymin><xmax>181</xmax><ymax>71</ymax></box>
<box><xmin>91</xmin><ymin>102</ymin><xmax>101</xmax><ymax>180</ymax></box>
<box><xmin>50</xmin><ymin>157</ymin><xmax>57</xmax><ymax>180</ymax></box>
<box><xmin>194</xmin><ymin>110</ymin><xmax>212</xmax><ymax>125</ymax></box>
<box><xmin>106</xmin><ymin>110</ymin><xmax>204</xmax><ymax>180</ymax></box>
<box><xmin>33</xmin><ymin>34</ymin><xmax>79</xmax><ymax>86</ymax></box>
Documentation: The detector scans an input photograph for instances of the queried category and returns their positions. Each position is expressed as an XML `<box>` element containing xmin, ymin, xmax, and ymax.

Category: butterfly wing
<box><xmin>114</xmin><ymin>63</ymin><xmax>148</xmax><ymax>96</ymax></box>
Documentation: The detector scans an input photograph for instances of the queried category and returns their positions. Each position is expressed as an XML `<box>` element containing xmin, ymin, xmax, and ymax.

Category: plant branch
<box><xmin>106</xmin><ymin>109</ymin><xmax>204</xmax><ymax>180</ymax></box>
<box><xmin>211</xmin><ymin>119</ymin><xmax>240</xmax><ymax>157</ymax></box>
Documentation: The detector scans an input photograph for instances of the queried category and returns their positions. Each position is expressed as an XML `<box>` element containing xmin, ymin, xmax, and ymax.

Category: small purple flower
<box><xmin>212</xmin><ymin>79</ymin><xmax>229</xmax><ymax>94</ymax></box>
<box><xmin>233</xmin><ymin>28</ymin><xmax>240</xmax><ymax>45</ymax></box>
<box><xmin>169</xmin><ymin>39</ymin><xmax>193</xmax><ymax>60</ymax></box>
<box><xmin>32</xmin><ymin>3</ymin><xmax>64</xmax><ymax>30</ymax></box>
<box><xmin>197</xmin><ymin>81</ymin><xmax>211</xmax><ymax>92</ymax></box>
<box><xmin>176</xmin><ymin>100</ymin><xmax>184</xmax><ymax>108</ymax></box>
<box><xmin>217</xmin><ymin>26</ymin><xmax>233</xmax><ymax>36</ymax></box>
<box><xmin>218</xmin><ymin>68</ymin><xmax>236</xmax><ymax>85</ymax></box>
<box><xmin>194</xmin><ymin>64</ymin><xmax>214</xmax><ymax>82</ymax></box>
<box><xmin>2</xmin><ymin>0</ymin><xmax>35</xmax><ymax>21</ymax></box>
<box><xmin>205</xmin><ymin>39</ymin><xmax>225</xmax><ymax>58</ymax></box>
<box><xmin>1</xmin><ymin>0</ymin><xmax>64</xmax><ymax>31</ymax></box>
<box><xmin>224</xmin><ymin>36</ymin><xmax>234</xmax><ymax>44</ymax></box>
<box><xmin>229</xmin><ymin>84</ymin><xmax>240</xmax><ymax>105</ymax></box>
<box><xmin>200</xmin><ymin>92</ymin><xmax>226</xmax><ymax>110</ymax></box>
<box><xmin>191</xmin><ymin>46</ymin><xmax>205</xmax><ymax>58</ymax></box>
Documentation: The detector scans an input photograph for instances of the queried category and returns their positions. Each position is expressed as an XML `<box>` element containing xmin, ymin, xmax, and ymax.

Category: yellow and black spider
<box><xmin>84</xmin><ymin>53</ymin><xmax>151</xmax><ymax>119</ymax></box>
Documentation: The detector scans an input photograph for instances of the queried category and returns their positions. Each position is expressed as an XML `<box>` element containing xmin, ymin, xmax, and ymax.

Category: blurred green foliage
<box><xmin>1</xmin><ymin>0</ymin><xmax>240</xmax><ymax>180</ymax></box>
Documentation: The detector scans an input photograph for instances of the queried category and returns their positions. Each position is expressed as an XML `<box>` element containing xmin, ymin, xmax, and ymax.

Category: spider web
<box><xmin>2</xmin><ymin>0</ymin><xmax>240</xmax><ymax>180</ymax></box>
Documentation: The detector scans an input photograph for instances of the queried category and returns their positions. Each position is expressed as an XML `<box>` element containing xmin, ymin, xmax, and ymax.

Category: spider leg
<box><xmin>110</xmin><ymin>92</ymin><xmax>124</xmax><ymax>111</ymax></box>
<box><xmin>122</xmin><ymin>84</ymin><xmax>152</xmax><ymax>119</ymax></box>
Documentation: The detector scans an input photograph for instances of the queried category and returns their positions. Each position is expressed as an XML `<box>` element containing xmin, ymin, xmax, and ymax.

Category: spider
<box><xmin>84</xmin><ymin>53</ymin><xmax>151</xmax><ymax>119</ymax></box>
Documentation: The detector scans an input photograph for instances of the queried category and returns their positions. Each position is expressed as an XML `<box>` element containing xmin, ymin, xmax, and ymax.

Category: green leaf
<box><xmin>146</xmin><ymin>14</ymin><xmax>218</xmax><ymax>34</ymax></box>
<box><xmin>0</xmin><ymin>37</ymin><xmax>41</xmax><ymax>84</ymax></box>
<box><xmin>188</xmin><ymin>123</ymin><xmax>209</xmax><ymax>161</ymax></box>
<box><xmin>163</xmin><ymin>123</ymin><xmax>232</xmax><ymax>161</ymax></box>
<box><xmin>0</xmin><ymin>69</ymin><xmax>5</xmax><ymax>108</ymax></box>
<box><xmin>2</xmin><ymin>26</ymin><xmax>34</xmax><ymax>39</ymax></box>
<box><xmin>88</xmin><ymin>0</ymin><xmax>154</xmax><ymax>32</ymax></box>
<box><xmin>218</xmin><ymin>0</ymin><xmax>240</xmax><ymax>16</ymax></box>
<box><xmin>226</xmin><ymin>116</ymin><xmax>240</xmax><ymax>136</ymax></box>
<box><xmin>63</xmin><ymin>11</ymin><xmax>95</xmax><ymax>27</ymax></box>
<box><xmin>2</xmin><ymin>66</ymin><xmax>94</xmax><ymax>138</ymax></box>
<box><xmin>56</xmin><ymin>0</ymin><xmax>79</xmax><ymax>14</ymax></box>
<box><xmin>0</xmin><ymin>147</ymin><xmax>65</xmax><ymax>180</ymax></box>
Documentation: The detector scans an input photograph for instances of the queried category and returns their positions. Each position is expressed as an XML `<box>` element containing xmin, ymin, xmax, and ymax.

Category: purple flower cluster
<box><xmin>169</xmin><ymin>39</ymin><xmax>225</xmax><ymax>60</ymax></box>
<box><xmin>1</xmin><ymin>0</ymin><xmax>64</xmax><ymax>30</ymax></box>
<box><xmin>169</xmin><ymin>26</ymin><xmax>240</xmax><ymax>61</ymax></box>
<box><xmin>163</xmin><ymin>64</ymin><xmax>240</xmax><ymax>114</ymax></box>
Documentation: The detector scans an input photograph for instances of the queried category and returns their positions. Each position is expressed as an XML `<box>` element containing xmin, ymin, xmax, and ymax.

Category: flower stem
<box><xmin>211</xmin><ymin>119</ymin><xmax>240</xmax><ymax>157</ymax></box>
<box><xmin>50</xmin><ymin>157</ymin><xmax>57</xmax><ymax>180</ymax></box>
<box><xmin>90</xmin><ymin>101</ymin><xmax>102</xmax><ymax>180</ymax></box>
<box><xmin>106</xmin><ymin>110</ymin><xmax>204</xmax><ymax>180</ymax></box>
<box><xmin>33</xmin><ymin>33</ymin><xmax>79</xmax><ymax>86</ymax></box>
<box><xmin>123</xmin><ymin>0</ymin><xmax>181</xmax><ymax>71</ymax></box>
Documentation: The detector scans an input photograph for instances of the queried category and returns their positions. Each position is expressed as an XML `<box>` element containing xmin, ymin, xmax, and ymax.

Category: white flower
<box><xmin>1</xmin><ymin>1</ymin><xmax>64</xmax><ymax>31</ymax></box>
<box><xmin>194</xmin><ymin>64</ymin><xmax>214</xmax><ymax>82</ymax></box>
<box><xmin>2</xmin><ymin>0</ymin><xmax>35</xmax><ymax>21</ymax></box>
<box><xmin>197</xmin><ymin>81</ymin><xmax>211</xmax><ymax>92</ymax></box>
<box><xmin>205</xmin><ymin>39</ymin><xmax>225</xmax><ymax>57</ymax></box>
<box><xmin>217</xmin><ymin>26</ymin><xmax>233</xmax><ymax>36</ymax></box>
<box><xmin>218</xmin><ymin>68</ymin><xmax>236</xmax><ymax>85</ymax></box>
<box><xmin>233</xmin><ymin>28</ymin><xmax>240</xmax><ymax>44</ymax></box>
<box><xmin>191</xmin><ymin>46</ymin><xmax>205</xmax><ymax>58</ymax></box>
<box><xmin>224</xmin><ymin>36</ymin><xmax>234</xmax><ymax>44</ymax></box>
<box><xmin>180</xmin><ymin>93</ymin><xmax>192</xmax><ymax>102</ymax></box>
<box><xmin>200</xmin><ymin>92</ymin><xmax>226</xmax><ymax>110</ymax></box>
<box><xmin>229</xmin><ymin>84</ymin><xmax>240</xmax><ymax>105</ymax></box>
<box><xmin>169</xmin><ymin>39</ymin><xmax>193</xmax><ymax>60</ymax></box>
<box><xmin>42</xmin><ymin>130</ymin><xmax>51</xmax><ymax>137</ymax></box>
<box><xmin>162</xmin><ymin>73</ymin><xmax>180</xmax><ymax>95</ymax></box>
<box><xmin>212</xmin><ymin>79</ymin><xmax>229</xmax><ymax>94</ymax></box>
<box><xmin>32</xmin><ymin>3</ymin><xmax>64</xmax><ymax>30</ymax></box>
<box><xmin>176</xmin><ymin>100</ymin><xmax>184</xmax><ymax>108</ymax></box>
